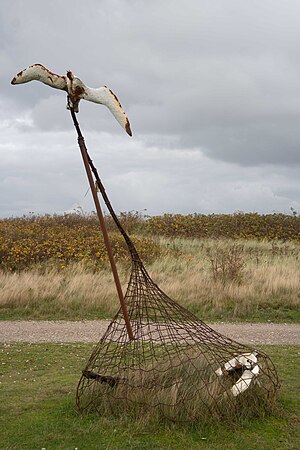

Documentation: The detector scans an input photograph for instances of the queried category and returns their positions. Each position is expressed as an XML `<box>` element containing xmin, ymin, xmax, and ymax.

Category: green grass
<box><xmin>1</xmin><ymin>300</ymin><xmax>300</xmax><ymax>323</ymax></box>
<box><xmin>1</xmin><ymin>343</ymin><xmax>299</xmax><ymax>449</ymax></box>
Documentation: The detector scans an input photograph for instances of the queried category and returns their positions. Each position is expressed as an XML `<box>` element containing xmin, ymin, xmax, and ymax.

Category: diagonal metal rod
<box><xmin>69</xmin><ymin>106</ymin><xmax>134</xmax><ymax>341</ymax></box>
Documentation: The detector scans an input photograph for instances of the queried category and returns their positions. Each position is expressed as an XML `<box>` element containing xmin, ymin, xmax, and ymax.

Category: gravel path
<box><xmin>0</xmin><ymin>321</ymin><xmax>299</xmax><ymax>345</ymax></box>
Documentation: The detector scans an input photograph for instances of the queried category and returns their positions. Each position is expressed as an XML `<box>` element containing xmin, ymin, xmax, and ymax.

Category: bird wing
<box><xmin>11</xmin><ymin>66</ymin><xmax>132</xmax><ymax>136</ymax></box>
<box><xmin>11</xmin><ymin>64</ymin><xmax>67</xmax><ymax>91</ymax></box>
<box><xmin>231</xmin><ymin>370</ymin><xmax>255</xmax><ymax>397</ymax></box>
<box><xmin>82</xmin><ymin>85</ymin><xmax>132</xmax><ymax>136</ymax></box>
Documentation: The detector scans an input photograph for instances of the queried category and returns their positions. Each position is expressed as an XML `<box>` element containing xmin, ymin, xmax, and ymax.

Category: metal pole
<box><xmin>69</xmin><ymin>107</ymin><xmax>134</xmax><ymax>341</ymax></box>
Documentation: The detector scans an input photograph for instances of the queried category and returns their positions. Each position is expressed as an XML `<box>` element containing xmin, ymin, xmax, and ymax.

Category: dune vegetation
<box><xmin>1</xmin><ymin>213</ymin><xmax>300</xmax><ymax>321</ymax></box>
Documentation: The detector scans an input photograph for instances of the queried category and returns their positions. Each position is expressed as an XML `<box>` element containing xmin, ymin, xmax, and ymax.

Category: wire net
<box><xmin>76</xmin><ymin>137</ymin><xmax>279</xmax><ymax>422</ymax></box>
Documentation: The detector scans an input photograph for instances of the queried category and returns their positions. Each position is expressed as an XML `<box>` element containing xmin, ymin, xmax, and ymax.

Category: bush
<box><xmin>206</xmin><ymin>243</ymin><xmax>245</xmax><ymax>285</ymax></box>
<box><xmin>0</xmin><ymin>214</ymin><xmax>161</xmax><ymax>272</ymax></box>
<box><xmin>147</xmin><ymin>212</ymin><xmax>300</xmax><ymax>241</ymax></box>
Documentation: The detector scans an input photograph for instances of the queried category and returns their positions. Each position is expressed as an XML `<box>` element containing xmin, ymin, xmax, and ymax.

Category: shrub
<box><xmin>0</xmin><ymin>214</ymin><xmax>161</xmax><ymax>272</ymax></box>
<box><xmin>206</xmin><ymin>243</ymin><xmax>245</xmax><ymax>285</ymax></box>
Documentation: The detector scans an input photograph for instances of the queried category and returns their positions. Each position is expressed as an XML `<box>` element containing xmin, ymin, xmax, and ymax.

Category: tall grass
<box><xmin>79</xmin><ymin>350</ymin><xmax>276</xmax><ymax>423</ymax></box>
<box><xmin>0</xmin><ymin>265</ymin><xmax>123</xmax><ymax>319</ymax></box>
<box><xmin>153</xmin><ymin>238</ymin><xmax>300</xmax><ymax>321</ymax></box>
<box><xmin>1</xmin><ymin>237</ymin><xmax>300</xmax><ymax>321</ymax></box>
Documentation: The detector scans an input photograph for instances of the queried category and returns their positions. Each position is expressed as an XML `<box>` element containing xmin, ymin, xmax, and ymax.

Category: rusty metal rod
<box><xmin>69</xmin><ymin>107</ymin><xmax>134</xmax><ymax>341</ymax></box>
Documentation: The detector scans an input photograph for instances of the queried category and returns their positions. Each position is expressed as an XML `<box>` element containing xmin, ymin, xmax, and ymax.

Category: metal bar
<box><xmin>69</xmin><ymin>108</ymin><xmax>134</xmax><ymax>341</ymax></box>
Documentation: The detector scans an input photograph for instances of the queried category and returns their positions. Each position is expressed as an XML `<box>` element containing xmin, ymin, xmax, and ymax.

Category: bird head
<box><xmin>66</xmin><ymin>70</ymin><xmax>86</xmax><ymax>113</ymax></box>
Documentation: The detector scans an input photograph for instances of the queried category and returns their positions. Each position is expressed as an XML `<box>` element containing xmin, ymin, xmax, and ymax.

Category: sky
<box><xmin>1</xmin><ymin>0</ymin><xmax>300</xmax><ymax>218</ymax></box>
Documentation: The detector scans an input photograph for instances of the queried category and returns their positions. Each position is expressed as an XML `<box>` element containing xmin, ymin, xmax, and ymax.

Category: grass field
<box><xmin>1</xmin><ymin>237</ymin><xmax>300</xmax><ymax>322</ymax></box>
<box><xmin>1</xmin><ymin>214</ymin><xmax>299</xmax><ymax>450</ymax></box>
<box><xmin>0</xmin><ymin>343</ymin><xmax>299</xmax><ymax>449</ymax></box>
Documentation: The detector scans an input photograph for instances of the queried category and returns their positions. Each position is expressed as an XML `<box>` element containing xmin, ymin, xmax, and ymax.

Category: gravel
<box><xmin>0</xmin><ymin>321</ymin><xmax>299</xmax><ymax>345</ymax></box>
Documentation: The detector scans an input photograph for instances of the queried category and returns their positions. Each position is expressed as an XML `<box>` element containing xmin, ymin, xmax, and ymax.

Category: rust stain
<box><xmin>62</xmin><ymin>76</ymin><xmax>68</xmax><ymax>91</ymax></box>
<box><xmin>33</xmin><ymin>63</ymin><xmax>46</xmax><ymax>70</ymax></box>
<box><xmin>125</xmin><ymin>118</ymin><xmax>132</xmax><ymax>137</ymax></box>
<box><xmin>66</xmin><ymin>70</ymin><xmax>73</xmax><ymax>80</ymax></box>
<box><xmin>47</xmin><ymin>69</ymin><xmax>60</xmax><ymax>77</ymax></box>
<box><xmin>11</xmin><ymin>70</ymin><xmax>23</xmax><ymax>84</ymax></box>
<box><xmin>34</xmin><ymin>63</ymin><xmax>61</xmax><ymax>79</ymax></box>
<box><xmin>74</xmin><ymin>85</ymin><xmax>86</xmax><ymax>97</ymax></box>
<box><xmin>109</xmin><ymin>89</ymin><xmax>122</xmax><ymax>109</ymax></box>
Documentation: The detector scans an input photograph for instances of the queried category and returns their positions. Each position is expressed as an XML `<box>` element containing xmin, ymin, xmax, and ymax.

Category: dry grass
<box><xmin>152</xmin><ymin>238</ymin><xmax>300</xmax><ymax>321</ymax></box>
<box><xmin>78</xmin><ymin>349</ymin><xmax>277</xmax><ymax>424</ymax></box>
<box><xmin>0</xmin><ymin>265</ymin><xmax>122</xmax><ymax>318</ymax></box>
<box><xmin>1</xmin><ymin>238</ymin><xmax>300</xmax><ymax>321</ymax></box>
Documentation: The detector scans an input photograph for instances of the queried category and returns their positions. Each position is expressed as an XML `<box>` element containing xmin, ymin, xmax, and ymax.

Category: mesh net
<box><xmin>76</xmin><ymin>137</ymin><xmax>279</xmax><ymax>422</ymax></box>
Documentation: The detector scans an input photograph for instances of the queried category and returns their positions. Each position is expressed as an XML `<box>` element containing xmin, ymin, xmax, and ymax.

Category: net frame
<box><xmin>75</xmin><ymin>127</ymin><xmax>280</xmax><ymax>423</ymax></box>
<box><xmin>9</xmin><ymin>63</ymin><xmax>279</xmax><ymax>421</ymax></box>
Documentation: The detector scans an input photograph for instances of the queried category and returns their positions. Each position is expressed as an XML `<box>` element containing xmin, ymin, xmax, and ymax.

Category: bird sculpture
<box><xmin>215</xmin><ymin>351</ymin><xmax>260</xmax><ymax>397</ymax></box>
<box><xmin>11</xmin><ymin>63</ymin><xmax>132</xmax><ymax>136</ymax></box>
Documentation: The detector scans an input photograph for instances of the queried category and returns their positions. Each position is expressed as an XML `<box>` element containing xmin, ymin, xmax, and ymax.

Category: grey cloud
<box><xmin>1</xmin><ymin>0</ymin><xmax>300</xmax><ymax>216</ymax></box>
<box><xmin>1</xmin><ymin>119</ymin><xmax>300</xmax><ymax>217</ymax></box>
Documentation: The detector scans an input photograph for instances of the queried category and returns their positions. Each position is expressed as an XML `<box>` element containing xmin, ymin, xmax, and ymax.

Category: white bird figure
<box><xmin>231</xmin><ymin>365</ymin><xmax>260</xmax><ymax>397</ymax></box>
<box><xmin>215</xmin><ymin>351</ymin><xmax>258</xmax><ymax>376</ymax></box>
<box><xmin>215</xmin><ymin>351</ymin><xmax>260</xmax><ymax>397</ymax></box>
<box><xmin>11</xmin><ymin>63</ymin><xmax>132</xmax><ymax>136</ymax></box>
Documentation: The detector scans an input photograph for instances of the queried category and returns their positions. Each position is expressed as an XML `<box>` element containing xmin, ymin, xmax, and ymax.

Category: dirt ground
<box><xmin>0</xmin><ymin>321</ymin><xmax>299</xmax><ymax>344</ymax></box>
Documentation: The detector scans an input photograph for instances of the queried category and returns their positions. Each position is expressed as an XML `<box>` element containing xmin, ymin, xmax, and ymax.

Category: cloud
<box><xmin>1</xmin><ymin>0</ymin><xmax>300</xmax><ymax>216</ymax></box>
<box><xmin>1</xmin><ymin>115</ymin><xmax>300</xmax><ymax>218</ymax></box>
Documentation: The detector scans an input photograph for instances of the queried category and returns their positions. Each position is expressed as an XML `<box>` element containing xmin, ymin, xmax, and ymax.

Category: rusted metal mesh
<box><xmin>76</xmin><ymin>151</ymin><xmax>280</xmax><ymax>422</ymax></box>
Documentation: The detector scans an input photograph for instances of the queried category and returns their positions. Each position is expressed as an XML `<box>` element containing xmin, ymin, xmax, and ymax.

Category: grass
<box><xmin>1</xmin><ymin>238</ymin><xmax>300</xmax><ymax>322</ymax></box>
<box><xmin>78</xmin><ymin>347</ymin><xmax>278</xmax><ymax>423</ymax></box>
<box><xmin>0</xmin><ymin>343</ymin><xmax>299</xmax><ymax>449</ymax></box>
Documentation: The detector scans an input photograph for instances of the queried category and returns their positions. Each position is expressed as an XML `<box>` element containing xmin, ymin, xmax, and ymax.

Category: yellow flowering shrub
<box><xmin>2</xmin><ymin>212</ymin><xmax>300</xmax><ymax>272</ymax></box>
<box><xmin>0</xmin><ymin>214</ymin><xmax>161</xmax><ymax>272</ymax></box>
<box><xmin>146</xmin><ymin>212</ymin><xmax>300</xmax><ymax>241</ymax></box>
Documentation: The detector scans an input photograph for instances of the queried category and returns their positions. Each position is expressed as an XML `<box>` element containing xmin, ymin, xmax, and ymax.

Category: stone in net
<box><xmin>76</xmin><ymin>164</ymin><xmax>279</xmax><ymax>422</ymax></box>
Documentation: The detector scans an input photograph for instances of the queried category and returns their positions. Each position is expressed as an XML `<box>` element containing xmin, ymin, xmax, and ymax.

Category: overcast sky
<box><xmin>1</xmin><ymin>0</ymin><xmax>300</xmax><ymax>218</ymax></box>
